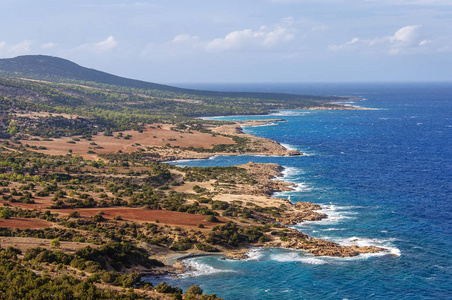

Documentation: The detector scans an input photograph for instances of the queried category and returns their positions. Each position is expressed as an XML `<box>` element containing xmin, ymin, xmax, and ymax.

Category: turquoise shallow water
<box><xmin>146</xmin><ymin>83</ymin><xmax>452</xmax><ymax>299</ymax></box>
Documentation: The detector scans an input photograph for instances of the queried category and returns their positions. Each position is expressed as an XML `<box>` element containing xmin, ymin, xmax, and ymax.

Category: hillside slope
<box><xmin>0</xmin><ymin>55</ymin><xmax>340</xmax><ymax>102</ymax></box>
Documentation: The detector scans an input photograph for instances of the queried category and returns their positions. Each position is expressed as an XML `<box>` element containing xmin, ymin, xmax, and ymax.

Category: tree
<box><xmin>186</xmin><ymin>285</ymin><xmax>203</xmax><ymax>295</ymax></box>
<box><xmin>205</xmin><ymin>215</ymin><xmax>219</xmax><ymax>222</ymax></box>
<box><xmin>50</xmin><ymin>238</ymin><xmax>61</xmax><ymax>248</ymax></box>
<box><xmin>0</xmin><ymin>207</ymin><xmax>11</xmax><ymax>219</ymax></box>
<box><xmin>68</xmin><ymin>211</ymin><xmax>80</xmax><ymax>218</ymax></box>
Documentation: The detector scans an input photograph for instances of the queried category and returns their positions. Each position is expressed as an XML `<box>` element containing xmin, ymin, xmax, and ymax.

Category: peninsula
<box><xmin>0</xmin><ymin>55</ymin><xmax>382</xmax><ymax>299</ymax></box>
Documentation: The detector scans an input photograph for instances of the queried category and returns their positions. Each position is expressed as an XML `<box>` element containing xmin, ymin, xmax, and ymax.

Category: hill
<box><xmin>0</xmin><ymin>55</ymin><xmax>189</xmax><ymax>93</ymax></box>
<box><xmin>0</xmin><ymin>55</ymin><xmax>352</xmax><ymax>141</ymax></box>
<box><xmin>0</xmin><ymin>55</ymin><xmax>340</xmax><ymax>102</ymax></box>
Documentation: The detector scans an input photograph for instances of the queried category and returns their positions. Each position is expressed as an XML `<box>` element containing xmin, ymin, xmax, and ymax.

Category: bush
<box><xmin>193</xmin><ymin>185</ymin><xmax>207</xmax><ymax>193</ymax></box>
<box><xmin>50</xmin><ymin>238</ymin><xmax>61</xmax><ymax>248</ymax></box>
<box><xmin>0</xmin><ymin>207</ymin><xmax>11</xmax><ymax>219</ymax></box>
<box><xmin>68</xmin><ymin>211</ymin><xmax>79</xmax><ymax>218</ymax></box>
<box><xmin>205</xmin><ymin>215</ymin><xmax>219</xmax><ymax>222</ymax></box>
<box><xmin>195</xmin><ymin>243</ymin><xmax>219</xmax><ymax>252</ymax></box>
<box><xmin>93</xmin><ymin>214</ymin><xmax>104</xmax><ymax>222</ymax></box>
<box><xmin>211</xmin><ymin>201</ymin><xmax>229</xmax><ymax>210</ymax></box>
<box><xmin>155</xmin><ymin>282</ymin><xmax>182</xmax><ymax>294</ymax></box>
<box><xmin>186</xmin><ymin>285</ymin><xmax>203</xmax><ymax>295</ymax></box>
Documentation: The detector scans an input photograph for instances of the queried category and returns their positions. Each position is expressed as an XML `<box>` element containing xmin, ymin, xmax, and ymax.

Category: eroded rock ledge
<box><xmin>266</xmin><ymin>229</ymin><xmax>383</xmax><ymax>257</ymax></box>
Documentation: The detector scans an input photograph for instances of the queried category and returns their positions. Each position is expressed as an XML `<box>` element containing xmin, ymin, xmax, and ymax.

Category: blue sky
<box><xmin>1</xmin><ymin>0</ymin><xmax>451</xmax><ymax>83</ymax></box>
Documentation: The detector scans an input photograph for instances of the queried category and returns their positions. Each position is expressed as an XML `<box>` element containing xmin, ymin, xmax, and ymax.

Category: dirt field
<box><xmin>5</xmin><ymin>197</ymin><xmax>53</xmax><ymax>210</ymax></box>
<box><xmin>0</xmin><ymin>217</ymin><xmax>53</xmax><ymax>229</ymax></box>
<box><xmin>20</xmin><ymin>124</ymin><xmax>235</xmax><ymax>160</ymax></box>
<box><xmin>0</xmin><ymin>236</ymin><xmax>96</xmax><ymax>253</ymax></box>
<box><xmin>58</xmin><ymin>208</ymin><xmax>225</xmax><ymax>228</ymax></box>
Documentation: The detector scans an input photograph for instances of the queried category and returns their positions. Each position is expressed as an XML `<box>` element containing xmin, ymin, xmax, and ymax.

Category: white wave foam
<box><xmin>224</xmin><ymin>248</ymin><xmax>265</xmax><ymax>262</ymax></box>
<box><xmin>272</xmin><ymin>190</ymin><xmax>291</xmax><ymax>198</ymax></box>
<box><xmin>274</xmin><ymin>167</ymin><xmax>303</xmax><ymax>181</ymax></box>
<box><xmin>243</xmin><ymin>248</ymin><xmax>265</xmax><ymax>261</ymax></box>
<box><xmin>335</xmin><ymin>236</ymin><xmax>401</xmax><ymax>258</ymax></box>
<box><xmin>293</xmin><ymin>182</ymin><xmax>312</xmax><ymax>192</ymax></box>
<box><xmin>301</xmin><ymin>151</ymin><xmax>316</xmax><ymax>156</ymax></box>
<box><xmin>252</xmin><ymin>154</ymin><xmax>291</xmax><ymax>158</ymax></box>
<box><xmin>169</xmin><ymin>155</ymin><xmax>219</xmax><ymax>164</ymax></box>
<box><xmin>178</xmin><ymin>259</ymin><xmax>235</xmax><ymax>277</ymax></box>
<box><xmin>296</xmin><ymin>204</ymin><xmax>356</xmax><ymax>227</ymax></box>
<box><xmin>269</xmin><ymin>111</ymin><xmax>310</xmax><ymax>117</ymax></box>
<box><xmin>283</xmin><ymin>167</ymin><xmax>303</xmax><ymax>178</ymax></box>
<box><xmin>242</xmin><ymin>123</ymin><xmax>277</xmax><ymax>130</ymax></box>
<box><xmin>169</xmin><ymin>158</ymin><xmax>198</xmax><ymax>165</ymax></box>
<box><xmin>322</xmin><ymin>228</ymin><xmax>345</xmax><ymax>231</ymax></box>
<box><xmin>280</xmin><ymin>143</ymin><xmax>298</xmax><ymax>151</ymax></box>
<box><xmin>272</xmin><ymin>166</ymin><xmax>313</xmax><ymax>200</ymax></box>
<box><xmin>270</xmin><ymin>252</ymin><xmax>326</xmax><ymax>265</ymax></box>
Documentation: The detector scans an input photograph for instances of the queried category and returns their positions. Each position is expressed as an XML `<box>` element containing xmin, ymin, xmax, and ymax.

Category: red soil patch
<box><xmin>59</xmin><ymin>208</ymin><xmax>225</xmax><ymax>228</ymax></box>
<box><xmin>0</xmin><ymin>218</ymin><xmax>52</xmax><ymax>229</ymax></box>
<box><xmin>20</xmin><ymin>124</ymin><xmax>235</xmax><ymax>159</ymax></box>
<box><xmin>5</xmin><ymin>197</ymin><xmax>52</xmax><ymax>209</ymax></box>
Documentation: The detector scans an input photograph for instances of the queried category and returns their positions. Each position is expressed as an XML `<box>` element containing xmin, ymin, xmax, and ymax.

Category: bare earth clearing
<box><xmin>20</xmin><ymin>123</ymin><xmax>235</xmax><ymax>160</ymax></box>
<box><xmin>20</xmin><ymin>120</ymin><xmax>301</xmax><ymax>161</ymax></box>
<box><xmin>59</xmin><ymin>208</ymin><xmax>225</xmax><ymax>228</ymax></box>
<box><xmin>0</xmin><ymin>236</ymin><xmax>95</xmax><ymax>253</ymax></box>
<box><xmin>0</xmin><ymin>217</ymin><xmax>53</xmax><ymax>229</ymax></box>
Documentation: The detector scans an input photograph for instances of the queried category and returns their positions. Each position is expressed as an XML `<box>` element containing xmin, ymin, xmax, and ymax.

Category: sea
<box><xmin>147</xmin><ymin>82</ymin><xmax>452</xmax><ymax>300</ymax></box>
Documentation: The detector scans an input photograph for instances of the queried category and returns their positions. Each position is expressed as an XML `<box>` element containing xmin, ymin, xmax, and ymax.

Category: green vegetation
<box><xmin>0</xmin><ymin>245</ymin><xmax>223</xmax><ymax>299</ymax></box>
<box><xmin>0</xmin><ymin>55</ymin><xmax>342</xmax><ymax>139</ymax></box>
<box><xmin>0</xmin><ymin>55</ymin><xmax>337</xmax><ymax>299</ymax></box>
<box><xmin>0</xmin><ymin>246</ymin><xmax>145</xmax><ymax>299</ymax></box>
<box><xmin>208</xmin><ymin>221</ymin><xmax>271</xmax><ymax>247</ymax></box>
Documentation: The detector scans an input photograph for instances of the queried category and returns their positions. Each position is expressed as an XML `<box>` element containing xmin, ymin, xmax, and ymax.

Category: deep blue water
<box><xmin>149</xmin><ymin>83</ymin><xmax>452</xmax><ymax>299</ymax></box>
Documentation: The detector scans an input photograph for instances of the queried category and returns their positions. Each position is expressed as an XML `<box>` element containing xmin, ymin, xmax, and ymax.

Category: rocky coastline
<box><xmin>157</xmin><ymin>159</ymin><xmax>384</xmax><ymax>277</ymax></box>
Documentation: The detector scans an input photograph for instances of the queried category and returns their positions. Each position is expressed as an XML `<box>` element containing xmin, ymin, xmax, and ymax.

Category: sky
<box><xmin>0</xmin><ymin>0</ymin><xmax>451</xmax><ymax>83</ymax></box>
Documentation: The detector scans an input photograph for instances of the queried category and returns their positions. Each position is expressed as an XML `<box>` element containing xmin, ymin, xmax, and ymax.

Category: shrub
<box><xmin>50</xmin><ymin>238</ymin><xmax>61</xmax><ymax>248</ymax></box>
<box><xmin>155</xmin><ymin>282</ymin><xmax>182</xmax><ymax>294</ymax></box>
<box><xmin>186</xmin><ymin>285</ymin><xmax>203</xmax><ymax>295</ymax></box>
<box><xmin>193</xmin><ymin>185</ymin><xmax>207</xmax><ymax>193</ymax></box>
<box><xmin>211</xmin><ymin>201</ymin><xmax>229</xmax><ymax>210</ymax></box>
<box><xmin>93</xmin><ymin>214</ymin><xmax>104</xmax><ymax>222</ymax></box>
<box><xmin>205</xmin><ymin>215</ymin><xmax>219</xmax><ymax>222</ymax></box>
<box><xmin>195</xmin><ymin>243</ymin><xmax>219</xmax><ymax>252</ymax></box>
<box><xmin>68</xmin><ymin>211</ymin><xmax>79</xmax><ymax>218</ymax></box>
<box><xmin>0</xmin><ymin>207</ymin><xmax>11</xmax><ymax>219</ymax></box>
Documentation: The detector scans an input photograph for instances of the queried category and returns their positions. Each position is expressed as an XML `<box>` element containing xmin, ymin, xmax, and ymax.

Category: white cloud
<box><xmin>73</xmin><ymin>36</ymin><xmax>118</xmax><ymax>54</ymax></box>
<box><xmin>206</xmin><ymin>23</ymin><xmax>294</xmax><ymax>52</ymax></box>
<box><xmin>0</xmin><ymin>40</ymin><xmax>32</xmax><ymax>57</ymax></box>
<box><xmin>141</xmin><ymin>20</ymin><xmax>298</xmax><ymax>58</ymax></box>
<box><xmin>389</xmin><ymin>25</ymin><xmax>421</xmax><ymax>45</ymax></box>
<box><xmin>41</xmin><ymin>42</ymin><xmax>57</xmax><ymax>49</ymax></box>
<box><xmin>172</xmin><ymin>34</ymin><xmax>200</xmax><ymax>44</ymax></box>
<box><xmin>94</xmin><ymin>36</ymin><xmax>118</xmax><ymax>52</ymax></box>
<box><xmin>347</xmin><ymin>37</ymin><xmax>360</xmax><ymax>45</ymax></box>
<box><xmin>141</xmin><ymin>34</ymin><xmax>202</xmax><ymax>58</ymax></box>
<box><xmin>329</xmin><ymin>25</ymin><xmax>428</xmax><ymax>55</ymax></box>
